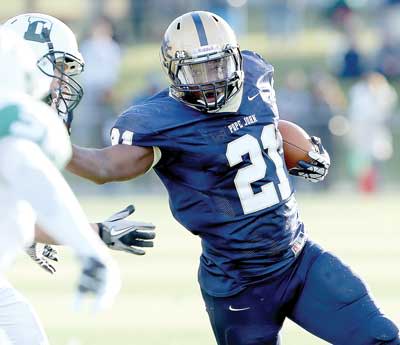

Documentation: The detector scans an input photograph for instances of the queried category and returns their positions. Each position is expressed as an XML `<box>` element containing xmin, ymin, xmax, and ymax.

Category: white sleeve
<box><xmin>0</xmin><ymin>137</ymin><xmax>108</xmax><ymax>260</ymax></box>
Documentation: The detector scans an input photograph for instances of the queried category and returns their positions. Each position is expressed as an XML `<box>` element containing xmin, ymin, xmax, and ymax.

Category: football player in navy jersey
<box><xmin>68</xmin><ymin>11</ymin><xmax>399</xmax><ymax>345</ymax></box>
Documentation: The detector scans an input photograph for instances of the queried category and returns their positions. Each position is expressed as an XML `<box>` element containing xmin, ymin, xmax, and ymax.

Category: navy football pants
<box><xmin>202</xmin><ymin>241</ymin><xmax>399</xmax><ymax>345</ymax></box>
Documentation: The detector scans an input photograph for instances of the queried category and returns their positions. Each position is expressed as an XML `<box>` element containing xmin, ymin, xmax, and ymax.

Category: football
<box><xmin>278</xmin><ymin>120</ymin><xmax>315</xmax><ymax>169</ymax></box>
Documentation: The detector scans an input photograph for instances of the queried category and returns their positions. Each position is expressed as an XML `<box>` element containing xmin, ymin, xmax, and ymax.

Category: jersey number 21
<box><xmin>226</xmin><ymin>124</ymin><xmax>291</xmax><ymax>215</ymax></box>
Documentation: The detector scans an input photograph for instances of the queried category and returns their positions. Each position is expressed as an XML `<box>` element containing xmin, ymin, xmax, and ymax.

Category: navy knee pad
<box><xmin>368</xmin><ymin>315</ymin><xmax>399</xmax><ymax>344</ymax></box>
<box><xmin>348</xmin><ymin>315</ymin><xmax>400</xmax><ymax>345</ymax></box>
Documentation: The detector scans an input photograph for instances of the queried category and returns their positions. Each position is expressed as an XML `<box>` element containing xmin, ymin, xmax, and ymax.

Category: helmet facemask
<box><xmin>37</xmin><ymin>50</ymin><xmax>84</xmax><ymax>117</ymax></box>
<box><xmin>166</xmin><ymin>45</ymin><xmax>243</xmax><ymax>112</ymax></box>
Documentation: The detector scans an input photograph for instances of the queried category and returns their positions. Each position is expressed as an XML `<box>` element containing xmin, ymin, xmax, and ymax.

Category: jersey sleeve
<box><xmin>110</xmin><ymin>107</ymin><xmax>167</xmax><ymax>169</ymax></box>
<box><xmin>110</xmin><ymin>106</ymin><xmax>170</xmax><ymax>148</ymax></box>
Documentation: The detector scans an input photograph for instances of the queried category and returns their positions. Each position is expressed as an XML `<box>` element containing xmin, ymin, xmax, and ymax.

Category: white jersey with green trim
<box><xmin>0</xmin><ymin>94</ymin><xmax>71</xmax><ymax>170</ymax></box>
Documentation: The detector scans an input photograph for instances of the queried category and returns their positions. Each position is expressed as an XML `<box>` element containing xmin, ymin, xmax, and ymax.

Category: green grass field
<box><xmin>5</xmin><ymin>193</ymin><xmax>400</xmax><ymax>345</ymax></box>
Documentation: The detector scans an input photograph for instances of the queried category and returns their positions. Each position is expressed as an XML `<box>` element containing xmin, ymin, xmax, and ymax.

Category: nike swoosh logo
<box><xmin>247</xmin><ymin>93</ymin><xmax>259</xmax><ymax>101</ymax></box>
<box><xmin>110</xmin><ymin>226</ymin><xmax>133</xmax><ymax>236</ymax></box>
<box><xmin>228</xmin><ymin>305</ymin><xmax>251</xmax><ymax>312</ymax></box>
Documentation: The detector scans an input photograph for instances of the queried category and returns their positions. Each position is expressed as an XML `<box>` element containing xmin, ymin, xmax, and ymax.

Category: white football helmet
<box><xmin>0</xmin><ymin>26</ymin><xmax>48</xmax><ymax>99</ymax></box>
<box><xmin>161</xmin><ymin>11</ymin><xmax>243</xmax><ymax>112</ymax></box>
<box><xmin>3</xmin><ymin>13</ymin><xmax>84</xmax><ymax>119</ymax></box>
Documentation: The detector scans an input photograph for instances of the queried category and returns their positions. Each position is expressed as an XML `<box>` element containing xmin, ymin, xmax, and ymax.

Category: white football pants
<box><xmin>0</xmin><ymin>283</ymin><xmax>49</xmax><ymax>345</ymax></box>
<box><xmin>0</xmin><ymin>185</ymin><xmax>49</xmax><ymax>345</ymax></box>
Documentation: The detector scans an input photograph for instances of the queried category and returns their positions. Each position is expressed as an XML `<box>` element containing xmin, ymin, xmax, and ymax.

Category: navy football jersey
<box><xmin>111</xmin><ymin>51</ymin><xmax>305</xmax><ymax>297</ymax></box>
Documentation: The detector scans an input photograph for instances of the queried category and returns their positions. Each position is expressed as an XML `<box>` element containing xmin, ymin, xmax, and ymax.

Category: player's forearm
<box><xmin>67</xmin><ymin>145</ymin><xmax>114</xmax><ymax>184</ymax></box>
<box><xmin>67</xmin><ymin>144</ymin><xmax>154</xmax><ymax>184</ymax></box>
<box><xmin>35</xmin><ymin>223</ymin><xmax>57</xmax><ymax>244</ymax></box>
<box><xmin>35</xmin><ymin>223</ymin><xmax>100</xmax><ymax>244</ymax></box>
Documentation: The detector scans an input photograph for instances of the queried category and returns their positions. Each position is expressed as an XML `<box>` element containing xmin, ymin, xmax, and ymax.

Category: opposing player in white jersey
<box><xmin>0</xmin><ymin>27</ymin><xmax>121</xmax><ymax>345</ymax></box>
<box><xmin>3</xmin><ymin>13</ymin><xmax>156</xmax><ymax>272</ymax></box>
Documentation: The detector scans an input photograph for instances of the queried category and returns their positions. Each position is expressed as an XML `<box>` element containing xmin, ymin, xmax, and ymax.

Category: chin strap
<box><xmin>65</xmin><ymin>111</ymin><xmax>73</xmax><ymax>135</ymax></box>
<box><xmin>41</xmin><ymin>27</ymin><xmax>56</xmax><ymax>64</ymax></box>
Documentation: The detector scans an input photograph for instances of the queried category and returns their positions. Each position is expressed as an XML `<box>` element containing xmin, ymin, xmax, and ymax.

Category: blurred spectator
<box><xmin>277</xmin><ymin>70</ymin><xmax>313</xmax><ymax>191</ymax></box>
<box><xmin>308</xmin><ymin>71</ymin><xmax>347</xmax><ymax>187</ymax></box>
<box><xmin>73</xmin><ymin>16</ymin><xmax>121</xmax><ymax>147</ymax></box>
<box><xmin>129</xmin><ymin>0</ymin><xmax>150</xmax><ymax>42</ymax></box>
<box><xmin>329</xmin><ymin>34</ymin><xmax>366</xmax><ymax>79</ymax></box>
<box><xmin>338</xmin><ymin>40</ymin><xmax>365</xmax><ymax>78</ymax></box>
<box><xmin>276</xmin><ymin>69</ymin><xmax>311</xmax><ymax>127</ymax></box>
<box><xmin>264</xmin><ymin>0</ymin><xmax>305</xmax><ymax>37</ymax></box>
<box><xmin>374</xmin><ymin>10</ymin><xmax>400</xmax><ymax>80</ymax></box>
<box><xmin>374</xmin><ymin>34</ymin><xmax>400</xmax><ymax>80</ymax></box>
<box><xmin>347</xmin><ymin>72</ymin><xmax>397</xmax><ymax>193</ymax></box>
<box><xmin>325</xmin><ymin>0</ymin><xmax>353</xmax><ymax>27</ymax></box>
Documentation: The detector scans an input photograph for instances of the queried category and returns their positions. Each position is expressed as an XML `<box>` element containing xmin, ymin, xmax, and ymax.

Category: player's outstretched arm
<box><xmin>34</xmin><ymin>222</ymin><xmax>100</xmax><ymax>244</ymax></box>
<box><xmin>0</xmin><ymin>137</ymin><xmax>120</xmax><ymax>308</ymax></box>
<box><xmin>67</xmin><ymin>144</ymin><xmax>154</xmax><ymax>184</ymax></box>
<box><xmin>34</xmin><ymin>205</ymin><xmax>156</xmax><ymax>257</ymax></box>
<box><xmin>0</xmin><ymin>137</ymin><xmax>109</xmax><ymax>257</ymax></box>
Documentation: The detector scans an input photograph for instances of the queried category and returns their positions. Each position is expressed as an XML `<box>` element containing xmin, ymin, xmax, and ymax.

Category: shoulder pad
<box><xmin>242</xmin><ymin>50</ymin><xmax>273</xmax><ymax>74</ymax></box>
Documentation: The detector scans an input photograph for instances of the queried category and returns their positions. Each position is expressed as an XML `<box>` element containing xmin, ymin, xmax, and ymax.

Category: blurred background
<box><xmin>1</xmin><ymin>1</ymin><xmax>399</xmax><ymax>345</ymax></box>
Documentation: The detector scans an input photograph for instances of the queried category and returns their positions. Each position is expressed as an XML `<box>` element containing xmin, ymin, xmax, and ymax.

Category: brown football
<box><xmin>278</xmin><ymin>120</ymin><xmax>314</xmax><ymax>169</ymax></box>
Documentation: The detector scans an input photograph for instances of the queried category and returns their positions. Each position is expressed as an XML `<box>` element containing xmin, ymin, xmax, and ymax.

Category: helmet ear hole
<box><xmin>177</xmin><ymin>22</ymin><xmax>181</xmax><ymax>30</ymax></box>
<box><xmin>0</xmin><ymin>27</ymin><xmax>49</xmax><ymax>99</ymax></box>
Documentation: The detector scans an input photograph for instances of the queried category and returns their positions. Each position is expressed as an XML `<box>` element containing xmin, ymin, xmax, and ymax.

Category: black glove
<box><xmin>289</xmin><ymin>136</ymin><xmax>331</xmax><ymax>183</ymax></box>
<box><xmin>98</xmin><ymin>205</ymin><xmax>156</xmax><ymax>255</ymax></box>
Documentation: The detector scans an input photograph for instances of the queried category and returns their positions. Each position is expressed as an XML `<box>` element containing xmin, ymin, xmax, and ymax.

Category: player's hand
<box><xmin>75</xmin><ymin>256</ymin><xmax>121</xmax><ymax>311</ymax></box>
<box><xmin>98</xmin><ymin>205</ymin><xmax>156</xmax><ymax>255</ymax></box>
<box><xmin>289</xmin><ymin>136</ymin><xmax>330</xmax><ymax>183</ymax></box>
<box><xmin>25</xmin><ymin>243</ymin><xmax>58</xmax><ymax>274</ymax></box>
